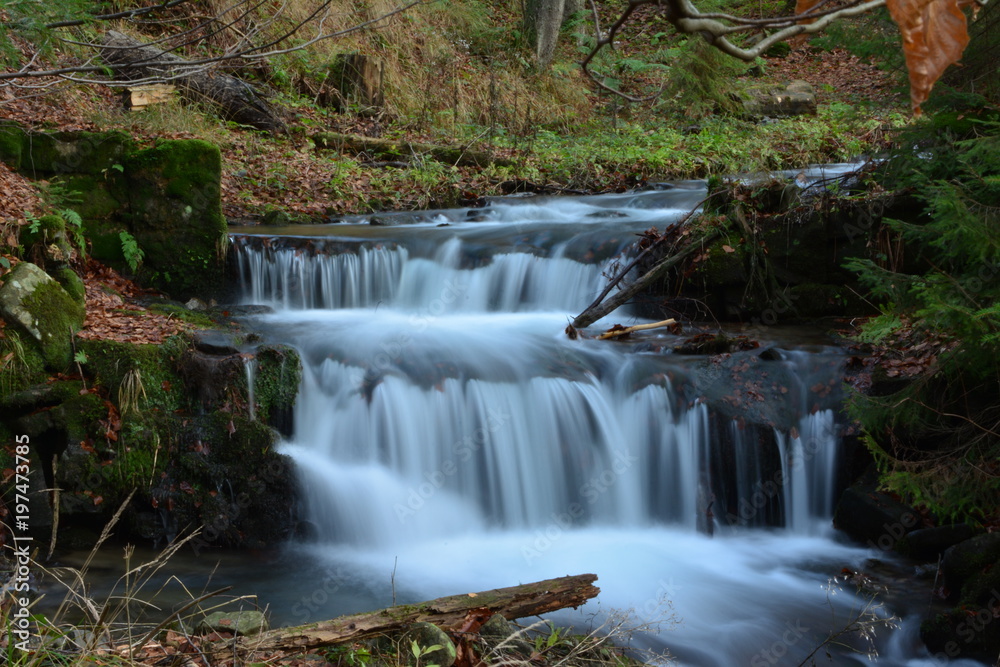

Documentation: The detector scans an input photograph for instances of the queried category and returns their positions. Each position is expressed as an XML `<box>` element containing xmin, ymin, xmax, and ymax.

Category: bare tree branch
<box><xmin>580</xmin><ymin>0</ymin><xmax>888</xmax><ymax>99</ymax></box>
<box><xmin>0</xmin><ymin>0</ymin><xmax>425</xmax><ymax>89</ymax></box>
<box><xmin>43</xmin><ymin>0</ymin><xmax>196</xmax><ymax>30</ymax></box>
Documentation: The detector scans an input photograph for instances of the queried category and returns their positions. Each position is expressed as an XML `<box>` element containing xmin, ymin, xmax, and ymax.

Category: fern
<box><xmin>120</xmin><ymin>231</ymin><xmax>144</xmax><ymax>272</ymax></box>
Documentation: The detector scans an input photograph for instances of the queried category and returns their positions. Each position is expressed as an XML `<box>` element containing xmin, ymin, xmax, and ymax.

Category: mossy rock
<box><xmin>0</xmin><ymin>262</ymin><xmax>85</xmax><ymax>371</ymax></box>
<box><xmin>252</xmin><ymin>344</ymin><xmax>301</xmax><ymax>435</ymax></box>
<box><xmin>941</xmin><ymin>532</ymin><xmax>1000</xmax><ymax>594</ymax></box>
<box><xmin>0</xmin><ymin>332</ymin><xmax>49</xmax><ymax>401</ymax></box>
<box><xmin>77</xmin><ymin>336</ymin><xmax>190</xmax><ymax>414</ymax></box>
<box><xmin>83</xmin><ymin>218</ymin><xmax>130</xmax><ymax>265</ymax></box>
<box><xmin>0</xmin><ymin>122</ymin><xmax>27</xmax><ymax>171</ymax></box>
<box><xmin>124</xmin><ymin>140</ymin><xmax>227</xmax><ymax>299</ymax></box>
<box><xmin>400</xmin><ymin>623</ymin><xmax>457</xmax><ymax>667</ymax></box>
<box><xmin>166</xmin><ymin>413</ymin><xmax>297</xmax><ymax>548</ymax></box>
<box><xmin>19</xmin><ymin>214</ymin><xmax>66</xmax><ymax>247</ymax></box>
<box><xmin>57</xmin><ymin>173</ymin><xmax>126</xmax><ymax>221</ymax></box>
<box><xmin>18</xmin><ymin>130</ymin><xmax>133</xmax><ymax>177</ymax></box>
<box><xmin>53</xmin><ymin>267</ymin><xmax>86</xmax><ymax>306</ymax></box>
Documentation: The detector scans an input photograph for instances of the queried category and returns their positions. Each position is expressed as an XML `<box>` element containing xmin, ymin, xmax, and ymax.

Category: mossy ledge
<box><xmin>0</xmin><ymin>123</ymin><xmax>228</xmax><ymax>302</ymax></box>
<box><xmin>0</xmin><ymin>331</ymin><xmax>302</xmax><ymax>550</ymax></box>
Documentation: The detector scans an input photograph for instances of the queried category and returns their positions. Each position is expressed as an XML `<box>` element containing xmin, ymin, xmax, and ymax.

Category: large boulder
<box><xmin>124</xmin><ymin>139</ymin><xmax>227</xmax><ymax>299</ymax></box>
<box><xmin>832</xmin><ymin>470</ymin><xmax>923</xmax><ymax>550</ymax></box>
<box><xmin>0</xmin><ymin>262</ymin><xmax>85</xmax><ymax>371</ymax></box>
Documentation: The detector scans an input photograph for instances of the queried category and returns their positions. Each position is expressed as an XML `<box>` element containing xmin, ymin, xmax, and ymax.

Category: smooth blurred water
<box><xmin>224</xmin><ymin>178</ymin><xmax>986</xmax><ymax>666</ymax></box>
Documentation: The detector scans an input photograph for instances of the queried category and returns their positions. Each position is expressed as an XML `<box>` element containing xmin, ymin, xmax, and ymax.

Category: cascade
<box><xmin>229</xmin><ymin>175</ymin><xmax>961</xmax><ymax>666</ymax></box>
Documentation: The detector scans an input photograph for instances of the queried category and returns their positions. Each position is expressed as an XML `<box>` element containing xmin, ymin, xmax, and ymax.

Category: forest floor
<box><xmin>0</xmin><ymin>41</ymin><xmax>902</xmax><ymax>227</ymax></box>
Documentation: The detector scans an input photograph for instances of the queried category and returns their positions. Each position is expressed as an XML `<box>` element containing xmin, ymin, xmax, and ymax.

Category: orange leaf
<box><xmin>886</xmin><ymin>0</ymin><xmax>972</xmax><ymax>114</ymax></box>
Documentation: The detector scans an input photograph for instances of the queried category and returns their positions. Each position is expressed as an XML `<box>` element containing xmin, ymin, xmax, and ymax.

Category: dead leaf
<box><xmin>886</xmin><ymin>0</ymin><xmax>973</xmax><ymax>114</ymax></box>
<box><xmin>722</xmin><ymin>244</ymin><xmax>736</xmax><ymax>253</ymax></box>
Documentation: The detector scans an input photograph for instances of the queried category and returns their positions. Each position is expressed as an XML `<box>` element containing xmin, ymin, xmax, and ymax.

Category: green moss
<box><xmin>147</xmin><ymin>303</ymin><xmax>217</xmax><ymax>328</ymax></box>
<box><xmin>20</xmin><ymin>130</ymin><xmax>133</xmax><ymax>176</ymax></box>
<box><xmin>53</xmin><ymin>267</ymin><xmax>86</xmax><ymax>306</ymax></box>
<box><xmin>0</xmin><ymin>122</ymin><xmax>26</xmax><ymax>171</ymax></box>
<box><xmin>22</xmin><ymin>278</ymin><xmax>85</xmax><ymax>371</ymax></box>
<box><xmin>58</xmin><ymin>174</ymin><xmax>125</xmax><ymax>221</ymax></box>
<box><xmin>77</xmin><ymin>336</ymin><xmax>190</xmax><ymax>414</ymax></box>
<box><xmin>82</xmin><ymin>218</ymin><xmax>129</xmax><ymax>265</ymax></box>
<box><xmin>125</xmin><ymin>140</ymin><xmax>227</xmax><ymax>299</ymax></box>
<box><xmin>59</xmin><ymin>390</ymin><xmax>109</xmax><ymax>443</ymax></box>
<box><xmin>253</xmin><ymin>344</ymin><xmax>301</xmax><ymax>426</ymax></box>
<box><xmin>0</xmin><ymin>330</ymin><xmax>47</xmax><ymax>394</ymax></box>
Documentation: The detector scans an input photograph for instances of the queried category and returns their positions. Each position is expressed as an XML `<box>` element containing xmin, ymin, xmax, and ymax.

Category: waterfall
<box><xmin>228</xmin><ymin>185</ymin><xmax>911</xmax><ymax>667</ymax></box>
<box><xmin>243</xmin><ymin>354</ymin><xmax>258</xmax><ymax>421</ymax></box>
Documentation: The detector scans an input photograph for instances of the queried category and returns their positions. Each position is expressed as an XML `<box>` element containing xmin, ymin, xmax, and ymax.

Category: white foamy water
<box><xmin>232</xmin><ymin>182</ymin><xmax>985</xmax><ymax>666</ymax></box>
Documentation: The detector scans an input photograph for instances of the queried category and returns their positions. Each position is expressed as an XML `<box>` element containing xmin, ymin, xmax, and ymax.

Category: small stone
<box><xmin>400</xmin><ymin>622</ymin><xmax>456</xmax><ymax>667</ymax></box>
<box><xmin>185</xmin><ymin>297</ymin><xmax>207</xmax><ymax>311</ymax></box>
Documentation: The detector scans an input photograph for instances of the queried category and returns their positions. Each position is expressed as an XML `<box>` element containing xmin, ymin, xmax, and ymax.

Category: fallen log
<box><xmin>214</xmin><ymin>574</ymin><xmax>599</xmax><ymax>655</ymax></box>
<box><xmin>99</xmin><ymin>30</ymin><xmax>285</xmax><ymax>133</ymax></box>
<box><xmin>570</xmin><ymin>228</ymin><xmax>722</xmax><ymax>331</ymax></box>
<box><xmin>313</xmin><ymin>132</ymin><xmax>515</xmax><ymax>168</ymax></box>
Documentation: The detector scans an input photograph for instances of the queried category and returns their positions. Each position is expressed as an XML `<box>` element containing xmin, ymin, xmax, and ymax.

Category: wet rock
<box><xmin>191</xmin><ymin>330</ymin><xmax>240</xmax><ymax>355</ymax></box>
<box><xmin>833</xmin><ymin>471</ymin><xmax>923</xmax><ymax>548</ymax></box>
<box><xmin>198</xmin><ymin>609</ymin><xmax>269</xmax><ymax>636</ymax></box>
<box><xmin>895</xmin><ymin>524</ymin><xmax>982</xmax><ymax>562</ymax></box>
<box><xmin>940</xmin><ymin>532</ymin><xmax>1000</xmax><ymax>595</ymax></box>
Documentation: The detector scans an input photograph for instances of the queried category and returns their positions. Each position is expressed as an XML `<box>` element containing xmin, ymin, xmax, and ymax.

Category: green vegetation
<box><xmin>846</xmin><ymin>110</ymin><xmax>1000</xmax><ymax>524</ymax></box>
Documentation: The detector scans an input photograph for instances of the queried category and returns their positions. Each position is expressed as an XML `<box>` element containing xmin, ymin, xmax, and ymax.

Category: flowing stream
<box><xmin>226</xmin><ymin>171</ymin><xmax>982</xmax><ymax>667</ymax></box>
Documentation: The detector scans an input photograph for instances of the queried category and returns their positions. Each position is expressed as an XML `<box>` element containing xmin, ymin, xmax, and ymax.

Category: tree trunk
<box><xmin>322</xmin><ymin>54</ymin><xmax>384</xmax><ymax>113</ymax></box>
<box><xmin>214</xmin><ymin>574</ymin><xmax>599</xmax><ymax>656</ymax></box>
<box><xmin>523</xmin><ymin>0</ymin><xmax>566</xmax><ymax>68</ymax></box>
<box><xmin>99</xmin><ymin>30</ymin><xmax>286</xmax><ymax>133</ymax></box>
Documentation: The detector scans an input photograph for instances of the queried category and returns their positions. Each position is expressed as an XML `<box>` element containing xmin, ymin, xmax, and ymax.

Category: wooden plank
<box><xmin>126</xmin><ymin>84</ymin><xmax>176</xmax><ymax>110</ymax></box>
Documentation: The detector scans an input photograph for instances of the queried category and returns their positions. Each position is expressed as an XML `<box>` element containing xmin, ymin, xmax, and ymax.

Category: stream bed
<box><xmin>54</xmin><ymin>171</ymin><xmax>985</xmax><ymax>666</ymax></box>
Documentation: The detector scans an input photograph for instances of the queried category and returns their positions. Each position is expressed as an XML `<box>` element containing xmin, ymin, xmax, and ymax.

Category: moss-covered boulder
<box><xmin>125</xmin><ymin>139</ymin><xmax>227</xmax><ymax>299</ymax></box>
<box><xmin>0</xmin><ymin>122</ymin><xmax>27</xmax><ymax>170</ymax></box>
<box><xmin>0</xmin><ymin>262</ymin><xmax>85</xmax><ymax>371</ymax></box>
<box><xmin>77</xmin><ymin>337</ymin><xmax>189</xmax><ymax>414</ymax></box>
<box><xmin>17</xmin><ymin>130</ymin><xmax>133</xmax><ymax>177</ymax></box>
<box><xmin>53</xmin><ymin>267</ymin><xmax>86</xmax><ymax>307</ymax></box>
